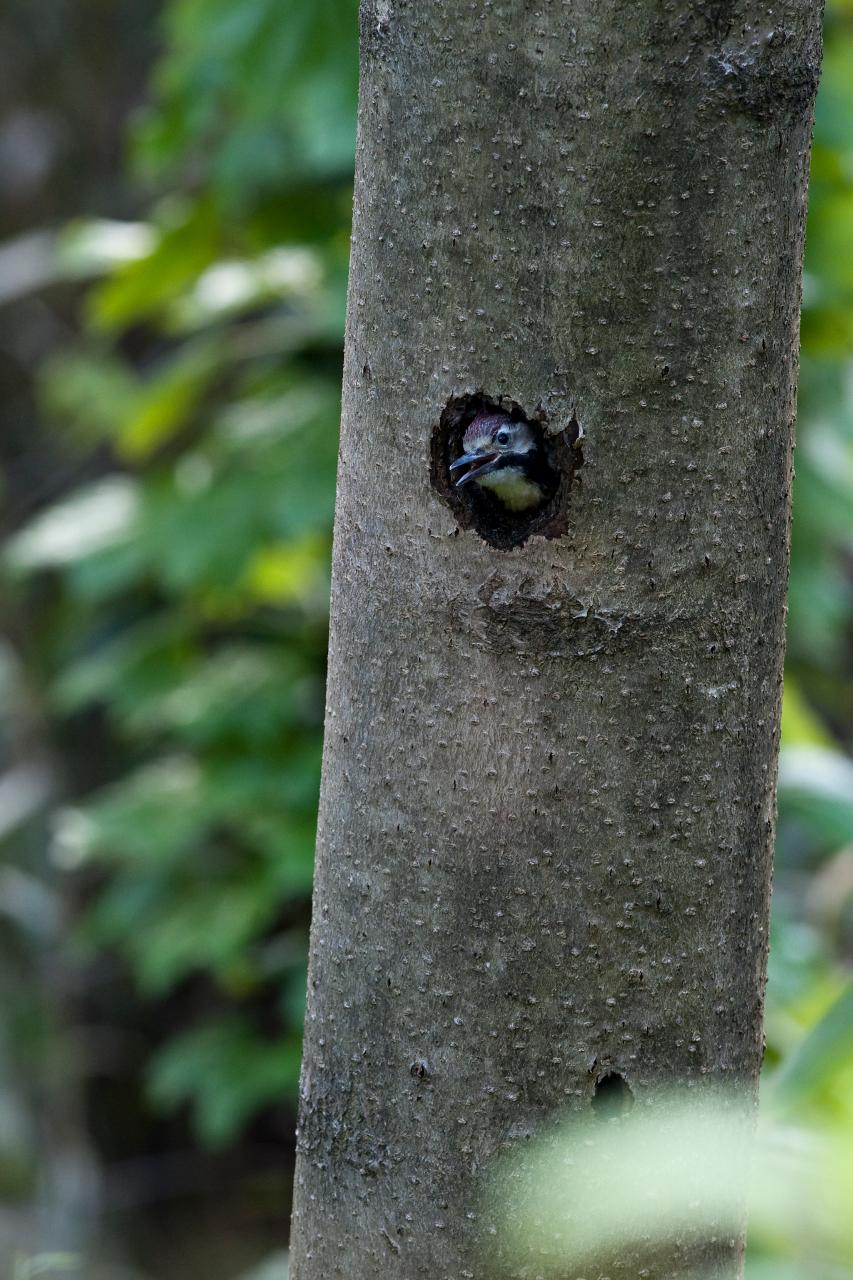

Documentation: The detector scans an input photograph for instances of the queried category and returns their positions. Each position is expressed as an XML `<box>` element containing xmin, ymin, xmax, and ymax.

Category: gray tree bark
<box><xmin>289</xmin><ymin>3</ymin><xmax>822</xmax><ymax>1278</ymax></box>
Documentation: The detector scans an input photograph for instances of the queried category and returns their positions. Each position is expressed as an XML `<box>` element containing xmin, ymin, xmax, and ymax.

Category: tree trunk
<box><xmin>289</xmin><ymin>3</ymin><xmax>822</xmax><ymax>1277</ymax></box>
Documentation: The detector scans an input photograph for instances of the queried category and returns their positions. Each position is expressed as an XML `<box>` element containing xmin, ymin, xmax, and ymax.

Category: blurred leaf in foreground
<box><xmin>490</xmin><ymin>1090</ymin><xmax>853</xmax><ymax>1280</ymax></box>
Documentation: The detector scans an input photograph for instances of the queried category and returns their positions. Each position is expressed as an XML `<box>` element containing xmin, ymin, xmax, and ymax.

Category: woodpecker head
<box><xmin>449</xmin><ymin>413</ymin><xmax>546</xmax><ymax>512</ymax></box>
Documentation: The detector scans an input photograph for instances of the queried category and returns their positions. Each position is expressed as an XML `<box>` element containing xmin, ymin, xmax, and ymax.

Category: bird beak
<box><xmin>449</xmin><ymin>449</ymin><xmax>500</xmax><ymax>488</ymax></box>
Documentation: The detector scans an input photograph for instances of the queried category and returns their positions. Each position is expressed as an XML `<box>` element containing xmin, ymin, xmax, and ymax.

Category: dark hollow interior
<box><xmin>592</xmin><ymin>1071</ymin><xmax>634</xmax><ymax>1118</ymax></box>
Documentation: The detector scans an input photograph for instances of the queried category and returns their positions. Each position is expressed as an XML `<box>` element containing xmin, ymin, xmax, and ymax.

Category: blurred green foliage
<box><xmin>3</xmin><ymin>0</ymin><xmax>358</xmax><ymax>1148</ymax></box>
<box><xmin>0</xmin><ymin>1</ymin><xmax>851</xmax><ymax>1272</ymax></box>
<box><xmin>767</xmin><ymin>0</ymin><xmax>853</xmax><ymax>1090</ymax></box>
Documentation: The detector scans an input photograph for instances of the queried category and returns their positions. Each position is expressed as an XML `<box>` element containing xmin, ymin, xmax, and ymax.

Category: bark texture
<box><xmin>290</xmin><ymin>3</ymin><xmax>822</xmax><ymax>1277</ymax></box>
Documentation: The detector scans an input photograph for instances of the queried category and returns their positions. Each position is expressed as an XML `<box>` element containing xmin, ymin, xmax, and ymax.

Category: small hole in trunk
<box><xmin>592</xmin><ymin>1071</ymin><xmax>634</xmax><ymax>1118</ymax></box>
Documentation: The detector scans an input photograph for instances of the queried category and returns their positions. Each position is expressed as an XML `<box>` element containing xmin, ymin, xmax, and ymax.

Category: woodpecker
<box><xmin>449</xmin><ymin>413</ymin><xmax>549</xmax><ymax>512</ymax></box>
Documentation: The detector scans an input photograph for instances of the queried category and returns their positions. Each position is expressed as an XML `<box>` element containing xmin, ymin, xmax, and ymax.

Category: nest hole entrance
<box><xmin>430</xmin><ymin>392</ymin><xmax>583</xmax><ymax>550</ymax></box>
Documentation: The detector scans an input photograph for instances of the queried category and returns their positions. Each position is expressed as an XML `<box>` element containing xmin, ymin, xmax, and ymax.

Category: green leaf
<box><xmin>778</xmin><ymin>747</ymin><xmax>853</xmax><ymax>855</ymax></box>
<box><xmin>39</xmin><ymin>350</ymin><xmax>141</xmax><ymax>444</ymax></box>
<box><xmin>118</xmin><ymin>338</ymin><xmax>222</xmax><ymax>460</ymax></box>
<box><xmin>89</xmin><ymin>199</ymin><xmax>222</xmax><ymax>331</ymax></box>
<box><xmin>768</xmin><ymin>980</ymin><xmax>853</xmax><ymax>1113</ymax></box>
<box><xmin>133</xmin><ymin>0</ymin><xmax>359</xmax><ymax>198</ymax></box>
<box><xmin>147</xmin><ymin>1019</ymin><xmax>302</xmax><ymax>1145</ymax></box>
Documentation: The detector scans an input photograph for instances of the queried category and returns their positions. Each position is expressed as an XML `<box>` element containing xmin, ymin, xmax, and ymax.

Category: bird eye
<box><xmin>496</xmin><ymin>429</ymin><xmax>510</xmax><ymax>445</ymax></box>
